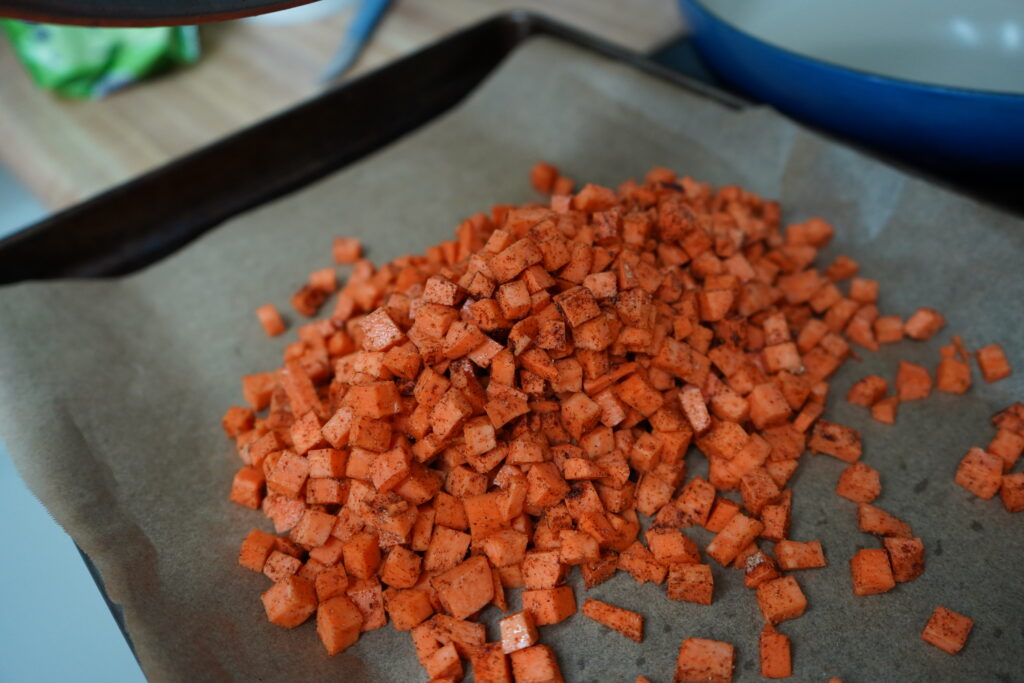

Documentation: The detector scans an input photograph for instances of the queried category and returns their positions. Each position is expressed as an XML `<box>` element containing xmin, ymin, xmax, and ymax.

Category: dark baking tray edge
<box><xmin>0</xmin><ymin>11</ymin><xmax>741</xmax><ymax>285</ymax></box>
<box><xmin>0</xmin><ymin>10</ymin><xmax>745</xmax><ymax>667</ymax></box>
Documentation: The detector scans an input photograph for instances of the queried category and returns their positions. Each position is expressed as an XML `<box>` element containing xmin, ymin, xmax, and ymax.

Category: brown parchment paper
<box><xmin>1</xmin><ymin>36</ymin><xmax>1023</xmax><ymax>683</ymax></box>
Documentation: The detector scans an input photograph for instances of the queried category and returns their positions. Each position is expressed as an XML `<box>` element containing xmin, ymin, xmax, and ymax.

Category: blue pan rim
<box><xmin>684</xmin><ymin>0</ymin><xmax>1024</xmax><ymax>102</ymax></box>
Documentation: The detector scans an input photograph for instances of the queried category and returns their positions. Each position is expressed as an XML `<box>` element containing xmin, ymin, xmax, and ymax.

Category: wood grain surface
<box><xmin>0</xmin><ymin>0</ymin><xmax>682</xmax><ymax>210</ymax></box>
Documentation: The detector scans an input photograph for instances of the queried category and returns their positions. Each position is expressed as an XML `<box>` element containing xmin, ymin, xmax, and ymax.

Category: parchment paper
<box><xmin>1</xmin><ymin>37</ymin><xmax>1022</xmax><ymax>683</ymax></box>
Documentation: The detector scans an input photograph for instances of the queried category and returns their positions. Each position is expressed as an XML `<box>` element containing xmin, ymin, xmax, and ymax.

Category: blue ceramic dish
<box><xmin>678</xmin><ymin>0</ymin><xmax>1024</xmax><ymax>170</ymax></box>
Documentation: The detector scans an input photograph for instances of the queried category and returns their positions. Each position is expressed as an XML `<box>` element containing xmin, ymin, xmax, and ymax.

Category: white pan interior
<box><xmin>698</xmin><ymin>0</ymin><xmax>1024</xmax><ymax>94</ymax></box>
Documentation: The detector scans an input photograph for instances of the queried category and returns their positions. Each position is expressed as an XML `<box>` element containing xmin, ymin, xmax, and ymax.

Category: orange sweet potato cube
<box><xmin>316</xmin><ymin>595</ymin><xmax>363</xmax><ymax>655</ymax></box>
<box><xmin>756</xmin><ymin>575</ymin><xmax>807</xmax><ymax>623</ymax></box>
<box><xmin>617</xmin><ymin>541</ymin><xmax>667</xmax><ymax>584</ymax></box>
<box><xmin>850</xmin><ymin>548</ymin><xmax>895</xmax><ymax>595</ymax></box>
<box><xmin>667</xmin><ymin>563</ymin><xmax>714</xmax><ymax>605</ymax></box>
<box><xmin>256</xmin><ymin>303</ymin><xmax>286</xmax><ymax>337</ymax></box>
<box><xmin>740</xmin><ymin>469</ymin><xmax>781</xmax><ymax>516</ymax></box>
<box><xmin>470</xmin><ymin>642</ymin><xmax>512</xmax><ymax>683</ymax></box>
<box><xmin>808</xmin><ymin>420</ymin><xmax>861</xmax><ymax>462</ymax></box>
<box><xmin>677</xmin><ymin>476</ymin><xmax>716</xmax><ymax>526</ymax></box>
<box><xmin>581</xmin><ymin>598</ymin><xmax>643</xmax><ymax>642</ymax></box>
<box><xmin>646</xmin><ymin>527</ymin><xmax>700</xmax><ymax>566</ymax></box>
<box><xmin>315</xmin><ymin>564</ymin><xmax>349</xmax><ymax>602</ymax></box>
<box><xmin>857</xmin><ymin>503</ymin><xmax>912</xmax><ymax>537</ymax></box>
<box><xmin>706</xmin><ymin>513</ymin><xmax>764</xmax><ymax>566</ymax></box>
<box><xmin>883</xmin><ymin>536</ymin><xmax>925</xmax><ymax>582</ymax></box>
<box><xmin>1001</xmin><ymin>472</ymin><xmax>1024</xmax><ymax>512</ymax></box>
<box><xmin>703</xmin><ymin>498</ymin><xmax>740</xmax><ymax>533</ymax></box>
<box><xmin>423</xmin><ymin>642</ymin><xmax>463</xmax><ymax>679</ymax></box>
<box><xmin>424</xmin><ymin>525</ymin><xmax>471</xmax><ymax>573</ymax></box>
<box><xmin>359</xmin><ymin>307</ymin><xmax>404</xmax><ymax>352</ymax></box>
<box><xmin>510</xmin><ymin>644</ymin><xmax>564</xmax><ymax>683</ymax></box>
<box><xmin>873</xmin><ymin>315</ymin><xmax>903</xmax><ymax>343</ymax></box>
<box><xmin>835</xmin><ymin>462</ymin><xmax>881</xmax><ymax>503</ymax></box>
<box><xmin>679</xmin><ymin>385</ymin><xmax>712</xmax><ymax>434</ymax></box>
<box><xmin>342</xmin><ymin>531</ymin><xmax>381</xmax><ymax>579</ymax></box>
<box><xmin>266</xmin><ymin>451</ymin><xmax>310</xmax><ymax>497</ymax></box>
<box><xmin>261</xmin><ymin>575</ymin><xmax>318</xmax><ymax>628</ymax></box>
<box><xmin>499</xmin><ymin>610</ymin><xmax>539</xmax><ymax>654</ymax></box>
<box><xmin>239</xmin><ymin>528</ymin><xmax>277</xmax><ymax>572</ymax></box>
<box><xmin>230</xmin><ymin>466</ymin><xmax>265</xmax><ymax>509</ymax></box>
<box><xmin>384</xmin><ymin>587</ymin><xmax>435</xmax><ymax>631</ymax></box>
<box><xmin>369</xmin><ymin>446</ymin><xmax>412</xmax><ymax>493</ymax></box>
<box><xmin>527</xmin><ymin>462</ymin><xmax>570</xmax><ymax>508</ymax></box>
<box><xmin>774</xmin><ymin>540</ymin><xmax>826</xmax><ymax>570</ymax></box>
<box><xmin>332</xmin><ymin>236</ymin><xmax>362</xmax><ymax>263</ymax></box>
<box><xmin>976</xmin><ymin>343</ymin><xmax>1012</xmax><ymax>382</ymax></box>
<box><xmin>291</xmin><ymin>509</ymin><xmax>336</xmax><ymax>547</ymax></box>
<box><xmin>870</xmin><ymin>396</ymin><xmax>899</xmax><ymax>424</ymax></box>
<box><xmin>482</xmin><ymin>529</ymin><xmax>530</xmax><ymax>568</ymax></box>
<box><xmin>921</xmin><ymin>606</ymin><xmax>973</xmax><ymax>654</ymax></box>
<box><xmin>903</xmin><ymin>307</ymin><xmax>945</xmax><ymax>340</ymax></box>
<box><xmin>936</xmin><ymin>357</ymin><xmax>972</xmax><ymax>394</ymax></box>
<box><xmin>674</xmin><ymin>637</ymin><xmax>734</xmax><ymax>683</ymax></box>
<box><xmin>581</xmin><ymin>552</ymin><xmax>618</xmax><ymax>590</ymax></box>
<box><xmin>346</xmin><ymin>577</ymin><xmax>387</xmax><ymax>631</ymax></box>
<box><xmin>380</xmin><ymin>545</ymin><xmax>422</xmax><ymax>589</ymax></box>
<box><xmin>522</xmin><ymin>585</ymin><xmax>576</xmax><ymax>626</ymax></box>
<box><xmin>896</xmin><ymin>361</ymin><xmax>932</xmax><ymax>400</ymax></box>
<box><xmin>432</xmin><ymin>555</ymin><xmax>494</xmax><ymax>619</ymax></box>
<box><xmin>846</xmin><ymin>375</ymin><xmax>888</xmax><ymax>407</ymax></box>
<box><xmin>290</xmin><ymin>410</ymin><xmax>326</xmax><ymax>455</ymax></box>
<box><xmin>749</xmin><ymin>383</ymin><xmax>793</xmax><ymax>430</ymax></box>
<box><xmin>558</xmin><ymin>529</ymin><xmax>600</xmax><ymax>565</ymax></box>
<box><xmin>559</xmin><ymin>391</ymin><xmax>601</xmax><ymax>441</ymax></box>
<box><xmin>988</xmin><ymin>429</ymin><xmax>1024</xmax><ymax>472</ymax></box>
<box><xmin>759</xmin><ymin>624</ymin><xmax>792</xmax><ymax>679</ymax></box>
<box><xmin>345</xmin><ymin>381</ymin><xmax>402</xmax><ymax>420</ymax></box>
<box><xmin>954</xmin><ymin>447</ymin><xmax>1003</xmax><ymax>499</ymax></box>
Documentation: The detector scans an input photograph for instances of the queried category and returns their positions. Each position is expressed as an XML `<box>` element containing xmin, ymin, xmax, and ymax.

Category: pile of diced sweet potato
<box><xmin>220</xmin><ymin>163</ymin><xmax>1015</xmax><ymax>682</ymax></box>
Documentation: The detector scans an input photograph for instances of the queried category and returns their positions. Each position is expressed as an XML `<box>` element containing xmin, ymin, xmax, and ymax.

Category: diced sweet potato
<box><xmin>1001</xmin><ymin>472</ymin><xmax>1024</xmax><ymax>512</ymax></box>
<box><xmin>921</xmin><ymin>606</ymin><xmax>973</xmax><ymax>654</ymax></box>
<box><xmin>835</xmin><ymin>462</ymin><xmax>881</xmax><ymax>503</ymax></box>
<box><xmin>808</xmin><ymin>420</ymin><xmax>861</xmax><ymax>462</ymax></box>
<box><xmin>667</xmin><ymin>563</ymin><xmax>714</xmax><ymax>605</ymax></box>
<box><xmin>774</xmin><ymin>540</ymin><xmax>826</xmax><ymax>570</ymax></box>
<box><xmin>883</xmin><ymin>536</ymin><xmax>925</xmax><ymax>582</ymax></box>
<box><xmin>510</xmin><ymin>644</ymin><xmax>564</xmax><ymax>683</ymax></box>
<box><xmin>896</xmin><ymin>361</ymin><xmax>932</xmax><ymax>401</ymax></box>
<box><xmin>988</xmin><ymin>429</ymin><xmax>1024</xmax><ymax>472</ymax></box>
<box><xmin>857</xmin><ymin>503</ymin><xmax>912</xmax><ymax>537</ymax></box>
<box><xmin>976</xmin><ymin>343</ymin><xmax>1012</xmax><ymax>382</ymax></box>
<box><xmin>432</xmin><ymin>556</ymin><xmax>494</xmax><ymax>619</ymax></box>
<box><xmin>317</xmin><ymin>595</ymin><xmax>363</xmax><ymax>655</ymax></box>
<box><xmin>706</xmin><ymin>513</ymin><xmax>764</xmax><ymax>566</ymax></box>
<box><xmin>522</xmin><ymin>585</ymin><xmax>576</xmax><ymax>626</ymax></box>
<box><xmin>903</xmin><ymin>308</ymin><xmax>945</xmax><ymax>340</ymax></box>
<box><xmin>239</xmin><ymin>528</ymin><xmax>277</xmax><ymax>572</ymax></box>
<box><xmin>674</xmin><ymin>637</ymin><xmax>735</xmax><ymax>683</ymax></box>
<box><xmin>756</xmin><ymin>576</ymin><xmax>807</xmax><ymax>623</ymax></box>
<box><xmin>954</xmin><ymin>447</ymin><xmax>1003</xmax><ymax>499</ymax></box>
<box><xmin>581</xmin><ymin>598</ymin><xmax>643</xmax><ymax>642</ymax></box>
<box><xmin>471</xmin><ymin>642</ymin><xmax>513</xmax><ymax>683</ymax></box>
<box><xmin>850</xmin><ymin>548</ymin><xmax>895</xmax><ymax>596</ymax></box>
<box><xmin>499</xmin><ymin>611</ymin><xmax>539</xmax><ymax>654</ymax></box>
<box><xmin>846</xmin><ymin>375</ymin><xmax>888</xmax><ymax>407</ymax></box>
<box><xmin>759</xmin><ymin>624</ymin><xmax>792</xmax><ymax>679</ymax></box>
<box><xmin>262</xmin><ymin>575</ymin><xmax>318</xmax><ymax>628</ymax></box>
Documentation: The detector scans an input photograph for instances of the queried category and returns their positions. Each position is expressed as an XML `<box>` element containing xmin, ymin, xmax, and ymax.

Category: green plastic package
<box><xmin>1</xmin><ymin>21</ymin><xmax>200</xmax><ymax>99</ymax></box>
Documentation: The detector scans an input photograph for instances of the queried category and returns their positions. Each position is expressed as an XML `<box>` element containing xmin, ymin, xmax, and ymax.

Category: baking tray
<box><xmin>0</xmin><ymin>10</ymin><xmax>1016</xmax><ymax>678</ymax></box>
